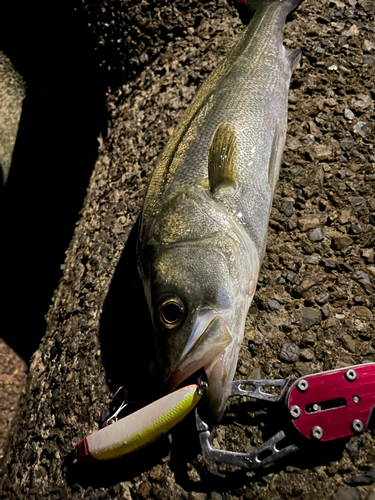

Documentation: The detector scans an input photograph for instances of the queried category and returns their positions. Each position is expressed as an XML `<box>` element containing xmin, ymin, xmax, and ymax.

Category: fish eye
<box><xmin>157</xmin><ymin>296</ymin><xmax>185</xmax><ymax>329</ymax></box>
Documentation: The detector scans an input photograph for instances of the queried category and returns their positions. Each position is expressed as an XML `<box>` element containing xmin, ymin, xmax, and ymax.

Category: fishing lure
<box><xmin>75</xmin><ymin>383</ymin><xmax>205</xmax><ymax>460</ymax></box>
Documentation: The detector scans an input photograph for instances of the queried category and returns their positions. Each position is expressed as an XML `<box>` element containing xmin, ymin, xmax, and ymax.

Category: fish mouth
<box><xmin>165</xmin><ymin>315</ymin><xmax>232</xmax><ymax>393</ymax></box>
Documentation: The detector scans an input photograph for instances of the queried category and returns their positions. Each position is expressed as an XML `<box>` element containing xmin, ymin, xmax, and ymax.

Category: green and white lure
<box><xmin>74</xmin><ymin>384</ymin><xmax>203</xmax><ymax>460</ymax></box>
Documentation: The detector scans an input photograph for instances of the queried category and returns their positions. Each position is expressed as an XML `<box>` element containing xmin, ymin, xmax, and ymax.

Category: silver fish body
<box><xmin>137</xmin><ymin>0</ymin><xmax>302</xmax><ymax>422</ymax></box>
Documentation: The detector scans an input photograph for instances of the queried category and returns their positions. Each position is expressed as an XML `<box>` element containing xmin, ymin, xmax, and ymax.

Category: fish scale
<box><xmin>138</xmin><ymin>0</ymin><xmax>303</xmax><ymax>422</ymax></box>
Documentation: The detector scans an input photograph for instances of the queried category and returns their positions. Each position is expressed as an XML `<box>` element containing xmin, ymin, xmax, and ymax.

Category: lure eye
<box><xmin>157</xmin><ymin>296</ymin><xmax>185</xmax><ymax>329</ymax></box>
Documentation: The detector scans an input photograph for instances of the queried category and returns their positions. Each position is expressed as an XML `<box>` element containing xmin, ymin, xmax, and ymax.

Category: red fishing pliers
<box><xmin>196</xmin><ymin>363</ymin><xmax>375</xmax><ymax>469</ymax></box>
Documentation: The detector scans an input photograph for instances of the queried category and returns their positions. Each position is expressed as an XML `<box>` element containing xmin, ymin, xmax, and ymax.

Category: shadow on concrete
<box><xmin>0</xmin><ymin>0</ymin><xmax>108</xmax><ymax>362</ymax></box>
<box><xmin>65</xmin><ymin>221</ymin><xmax>168</xmax><ymax>488</ymax></box>
<box><xmin>99</xmin><ymin>220</ymin><xmax>163</xmax><ymax>406</ymax></box>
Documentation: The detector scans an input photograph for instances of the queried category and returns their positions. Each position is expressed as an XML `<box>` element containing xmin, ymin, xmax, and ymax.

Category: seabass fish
<box><xmin>137</xmin><ymin>0</ymin><xmax>302</xmax><ymax>422</ymax></box>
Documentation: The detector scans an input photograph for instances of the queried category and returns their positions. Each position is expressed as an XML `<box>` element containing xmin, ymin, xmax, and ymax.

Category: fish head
<box><xmin>139</xmin><ymin>202</ymin><xmax>257</xmax><ymax>422</ymax></box>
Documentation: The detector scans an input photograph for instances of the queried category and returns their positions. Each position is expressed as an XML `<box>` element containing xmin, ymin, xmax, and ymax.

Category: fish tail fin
<box><xmin>236</xmin><ymin>0</ymin><xmax>303</xmax><ymax>70</ymax></box>
<box><xmin>236</xmin><ymin>0</ymin><xmax>303</xmax><ymax>16</ymax></box>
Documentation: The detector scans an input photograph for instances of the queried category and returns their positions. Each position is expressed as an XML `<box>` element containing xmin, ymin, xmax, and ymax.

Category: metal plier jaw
<box><xmin>196</xmin><ymin>363</ymin><xmax>375</xmax><ymax>469</ymax></box>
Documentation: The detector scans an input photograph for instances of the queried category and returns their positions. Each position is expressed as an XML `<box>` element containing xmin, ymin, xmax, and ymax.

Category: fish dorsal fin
<box><xmin>268</xmin><ymin>121</ymin><xmax>285</xmax><ymax>192</ymax></box>
<box><xmin>286</xmin><ymin>48</ymin><xmax>302</xmax><ymax>72</ymax></box>
<box><xmin>208</xmin><ymin>123</ymin><xmax>238</xmax><ymax>194</ymax></box>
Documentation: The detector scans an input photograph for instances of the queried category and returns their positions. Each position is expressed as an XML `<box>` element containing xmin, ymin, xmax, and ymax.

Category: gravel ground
<box><xmin>0</xmin><ymin>340</ymin><xmax>27</xmax><ymax>462</ymax></box>
<box><xmin>0</xmin><ymin>0</ymin><xmax>375</xmax><ymax>498</ymax></box>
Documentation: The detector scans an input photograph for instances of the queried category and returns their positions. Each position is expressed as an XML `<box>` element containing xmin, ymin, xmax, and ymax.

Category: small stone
<box><xmin>244</xmin><ymin>487</ymin><xmax>256</xmax><ymax>500</ymax></box>
<box><xmin>345</xmin><ymin>469</ymin><xmax>375</xmax><ymax>486</ymax></box>
<box><xmin>301</xmin><ymin>331</ymin><xmax>317</xmax><ymax>346</ymax></box>
<box><xmin>297</xmin><ymin>272</ymin><xmax>336</xmax><ymax>296</ymax></box>
<box><xmin>348</xmin><ymin>196</ymin><xmax>365</xmax><ymax>206</ymax></box>
<box><xmin>325</xmin><ymin>317</ymin><xmax>337</xmax><ymax>328</ymax></box>
<box><xmin>344</xmin><ymin>109</ymin><xmax>355</xmax><ymax>120</ymax></box>
<box><xmin>353</xmin><ymin>270</ymin><xmax>371</xmax><ymax>284</ymax></box>
<box><xmin>292</xmin><ymin>486</ymin><xmax>303</xmax><ymax>496</ymax></box>
<box><xmin>290</xmin><ymin>166</ymin><xmax>302</xmax><ymax>176</ymax></box>
<box><xmin>303</xmin><ymin>134</ymin><xmax>315</xmax><ymax>146</ymax></box>
<box><xmin>345</xmin><ymin>439</ymin><xmax>360</xmax><ymax>461</ymax></box>
<box><xmin>286</xmin><ymin>272</ymin><xmax>298</xmax><ymax>284</ymax></box>
<box><xmin>300</xmin><ymin>348</ymin><xmax>315</xmax><ymax>361</ymax></box>
<box><xmin>262</xmin><ymin>361</ymin><xmax>272</xmax><ymax>375</ymax></box>
<box><xmin>313</xmin><ymin>143</ymin><xmax>333</xmax><ymax>160</ymax></box>
<box><xmin>268</xmin><ymin>299</ymin><xmax>281</xmax><ymax>312</ymax></box>
<box><xmin>316</xmin><ymin>292</ymin><xmax>330</xmax><ymax>305</ymax></box>
<box><xmin>190</xmin><ymin>494</ymin><xmax>206</xmax><ymax>500</ymax></box>
<box><xmin>342</xmin><ymin>24</ymin><xmax>359</xmax><ymax>37</ymax></box>
<box><xmin>137</xmin><ymin>482</ymin><xmax>153</xmax><ymax>499</ymax></box>
<box><xmin>238</xmin><ymin>358</ymin><xmax>251</xmax><ymax>376</ymax></box>
<box><xmin>302</xmin><ymin>242</ymin><xmax>315</xmax><ymax>255</ymax></box>
<box><xmin>327</xmin><ymin>212</ymin><xmax>338</xmax><ymax>224</ymax></box>
<box><xmin>299</xmin><ymin>308</ymin><xmax>322</xmax><ymax>331</ymax></box>
<box><xmin>332</xmin><ymin>486</ymin><xmax>360</xmax><ymax>500</ymax></box>
<box><xmin>363</xmin><ymin>54</ymin><xmax>375</xmax><ymax>66</ymax></box>
<box><xmin>349</xmin><ymin>224</ymin><xmax>362</xmax><ymax>234</ymax></box>
<box><xmin>337</xmin><ymin>168</ymin><xmax>348</xmax><ymax>179</ymax></box>
<box><xmin>340</xmin><ymin>334</ymin><xmax>357</xmax><ymax>353</ymax></box>
<box><xmin>187</xmin><ymin>467</ymin><xmax>201</xmax><ymax>483</ymax></box>
<box><xmin>245</xmin><ymin>427</ymin><xmax>253</xmax><ymax>438</ymax></box>
<box><xmin>362</xmin><ymin>248</ymin><xmax>374</xmax><ymax>262</ymax></box>
<box><xmin>297</xmin><ymin>216</ymin><xmax>325</xmax><ymax>232</ymax></box>
<box><xmin>304</xmin><ymin>254</ymin><xmax>320</xmax><ymax>265</ymax></box>
<box><xmin>353</xmin><ymin>306</ymin><xmax>372</xmax><ymax>318</ymax></box>
<box><xmin>353</xmin><ymin>121</ymin><xmax>368</xmax><ymax>138</ymax></box>
<box><xmin>149</xmin><ymin>465</ymin><xmax>163</xmax><ymax>481</ymax></box>
<box><xmin>363</xmin><ymin>39</ymin><xmax>375</xmax><ymax>52</ymax></box>
<box><xmin>352</xmin><ymin>94</ymin><xmax>373</xmax><ymax>111</ymax></box>
<box><xmin>210</xmin><ymin>493</ymin><xmax>223</xmax><ymax>500</ymax></box>
<box><xmin>248</xmin><ymin>366</ymin><xmax>261</xmax><ymax>380</ymax></box>
<box><xmin>289</xmin><ymin>331</ymin><xmax>298</xmax><ymax>342</ymax></box>
<box><xmin>280</xmin><ymin>200</ymin><xmax>294</xmax><ymax>217</ymax></box>
<box><xmin>294</xmin><ymin>362</ymin><xmax>313</xmax><ymax>376</ymax></box>
<box><xmin>321</xmin><ymin>304</ymin><xmax>330</xmax><ymax>318</ymax></box>
<box><xmin>269</xmin><ymin>219</ymin><xmax>284</xmax><ymax>231</ymax></box>
<box><xmin>335</xmin><ymin>355</ymin><xmax>355</xmax><ymax>369</ymax></box>
<box><xmin>309</xmin><ymin>121</ymin><xmax>321</xmax><ymax>136</ymax></box>
<box><xmin>280</xmin><ymin>366</ymin><xmax>292</xmax><ymax>379</ymax></box>
<box><xmin>286</xmin><ymin>220</ymin><xmax>297</xmax><ymax>231</ymax></box>
<box><xmin>279</xmin><ymin>343</ymin><xmax>300</xmax><ymax>363</ymax></box>
<box><xmin>367</xmin><ymin>449</ymin><xmax>375</xmax><ymax>465</ymax></box>
<box><xmin>309</xmin><ymin>228</ymin><xmax>326</xmax><ymax>242</ymax></box>
<box><xmin>353</xmin><ymin>295</ymin><xmax>365</xmax><ymax>304</ymax></box>
<box><xmin>287</xmin><ymin>137</ymin><xmax>303</xmax><ymax>150</ymax></box>
<box><xmin>331</xmin><ymin>236</ymin><xmax>353</xmax><ymax>250</ymax></box>
<box><xmin>325</xmin><ymin>97</ymin><xmax>337</xmax><ymax>106</ymax></box>
<box><xmin>339</xmin><ymin>210</ymin><xmax>351</xmax><ymax>224</ymax></box>
<box><xmin>367</xmin><ymin>266</ymin><xmax>375</xmax><ymax>277</ymax></box>
<box><xmin>340</xmin><ymin>136</ymin><xmax>356</xmax><ymax>150</ymax></box>
<box><xmin>323</xmin><ymin>258</ymin><xmax>337</xmax><ymax>270</ymax></box>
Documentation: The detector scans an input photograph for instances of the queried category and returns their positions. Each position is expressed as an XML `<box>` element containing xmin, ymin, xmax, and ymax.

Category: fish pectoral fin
<box><xmin>286</xmin><ymin>47</ymin><xmax>302</xmax><ymax>72</ymax></box>
<box><xmin>208</xmin><ymin>123</ymin><xmax>238</xmax><ymax>194</ymax></box>
<box><xmin>268</xmin><ymin>121</ymin><xmax>285</xmax><ymax>192</ymax></box>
